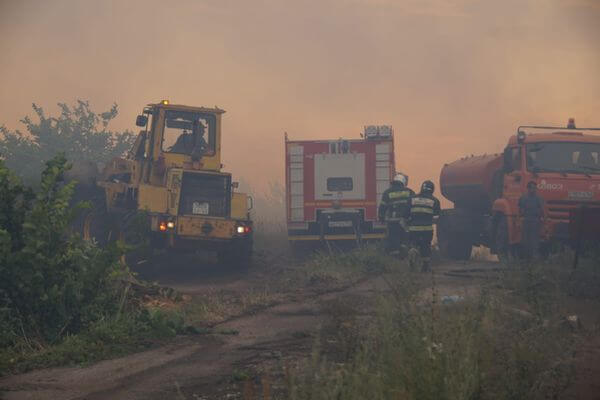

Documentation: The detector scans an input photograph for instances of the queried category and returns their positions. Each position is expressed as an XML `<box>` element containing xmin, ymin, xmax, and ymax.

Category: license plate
<box><xmin>192</xmin><ymin>202</ymin><xmax>209</xmax><ymax>215</ymax></box>
<box><xmin>328</xmin><ymin>220</ymin><xmax>352</xmax><ymax>228</ymax></box>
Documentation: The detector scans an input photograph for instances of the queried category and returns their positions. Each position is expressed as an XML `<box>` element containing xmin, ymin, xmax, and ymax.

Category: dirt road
<box><xmin>0</xmin><ymin>253</ymin><xmax>488</xmax><ymax>400</ymax></box>
<box><xmin>1</xmin><ymin>254</ymin><xmax>597</xmax><ymax>400</ymax></box>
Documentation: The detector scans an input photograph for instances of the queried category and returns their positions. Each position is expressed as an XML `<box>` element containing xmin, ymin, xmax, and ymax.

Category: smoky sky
<box><xmin>1</xmin><ymin>0</ymin><xmax>599</xmax><ymax>195</ymax></box>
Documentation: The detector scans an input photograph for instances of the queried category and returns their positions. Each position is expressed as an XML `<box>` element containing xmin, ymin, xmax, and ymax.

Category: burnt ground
<box><xmin>1</xmin><ymin>251</ymin><xmax>599</xmax><ymax>400</ymax></box>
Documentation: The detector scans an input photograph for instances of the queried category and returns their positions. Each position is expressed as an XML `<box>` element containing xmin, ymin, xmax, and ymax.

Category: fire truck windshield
<box><xmin>526</xmin><ymin>142</ymin><xmax>600</xmax><ymax>175</ymax></box>
<box><xmin>327</xmin><ymin>177</ymin><xmax>353</xmax><ymax>191</ymax></box>
<box><xmin>161</xmin><ymin>110</ymin><xmax>216</xmax><ymax>157</ymax></box>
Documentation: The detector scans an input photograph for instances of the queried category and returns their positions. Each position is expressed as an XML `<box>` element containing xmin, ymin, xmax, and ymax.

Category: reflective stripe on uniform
<box><xmin>411</xmin><ymin>207</ymin><xmax>434</xmax><ymax>214</ymax></box>
<box><xmin>411</xmin><ymin>197</ymin><xmax>435</xmax><ymax>207</ymax></box>
<box><xmin>408</xmin><ymin>225</ymin><xmax>434</xmax><ymax>231</ymax></box>
<box><xmin>388</xmin><ymin>191</ymin><xmax>411</xmax><ymax>199</ymax></box>
<box><xmin>391</xmin><ymin>200</ymin><xmax>409</xmax><ymax>206</ymax></box>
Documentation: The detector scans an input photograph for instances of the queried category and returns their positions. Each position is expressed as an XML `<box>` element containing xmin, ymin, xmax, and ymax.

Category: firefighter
<box><xmin>378</xmin><ymin>173</ymin><xmax>415</xmax><ymax>254</ymax></box>
<box><xmin>407</xmin><ymin>180</ymin><xmax>441</xmax><ymax>270</ymax></box>
<box><xmin>518</xmin><ymin>181</ymin><xmax>544</xmax><ymax>260</ymax></box>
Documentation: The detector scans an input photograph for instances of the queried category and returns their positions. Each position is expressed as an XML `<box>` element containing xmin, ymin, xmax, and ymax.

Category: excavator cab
<box><xmin>93</xmin><ymin>100</ymin><xmax>253</xmax><ymax>268</ymax></box>
<box><xmin>133</xmin><ymin>101</ymin><xmax>224</xmax><ymax>173</ymax></box>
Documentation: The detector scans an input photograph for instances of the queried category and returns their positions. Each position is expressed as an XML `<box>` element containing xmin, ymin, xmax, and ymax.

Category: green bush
<box><xmin>0</xmin><ymin>309</ymin><xmax>184</xmax><ymax>374</ymax></box>
<box><xmin>0</xmin><ymin>156</ymin><xmax>126</xmax><ymax>347</ymax></box>
<box><xmin>0</xmin><ymin>157</ymin><xmax>188</xmax><ymax>375</ymax></box>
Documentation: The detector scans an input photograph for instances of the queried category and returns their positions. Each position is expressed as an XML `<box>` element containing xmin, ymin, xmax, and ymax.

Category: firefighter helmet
<box><xmin>421</xmin><ymin>180</ymin><xmax>435</xmax><ymax>194</ymax></box>
<box><xmin>393</xmin><ymin>173</ymin><xmax>408</xmax><ymax>186</ymax></box>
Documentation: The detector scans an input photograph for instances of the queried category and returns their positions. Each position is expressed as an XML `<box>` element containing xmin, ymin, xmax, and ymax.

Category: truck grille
<box><xmin>179</xmin><ymin>172</ymin><xmax>231</xmax><ymax>217</ymax></box>
<box><xmin>546</xmin><ymin>200</ymin><xmax>600</xmax><ymax>222</ymax></box>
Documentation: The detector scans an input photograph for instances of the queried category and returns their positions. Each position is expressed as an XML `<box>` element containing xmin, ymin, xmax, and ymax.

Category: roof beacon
<box><xmin>364</xmin><ymin>125</ymin><xmax>393</xmax><ymax>139</ymax></box>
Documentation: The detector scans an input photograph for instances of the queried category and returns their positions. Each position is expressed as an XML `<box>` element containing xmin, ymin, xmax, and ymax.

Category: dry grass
<box><xmin>183</xmin><ymin>286</ymin><xmax>283</xmax><ymax>328</ymax></box>
<box><xmin>285</xmin><ymin>249</ymin><xmax>591</xmax><ymax>400</ymax></box>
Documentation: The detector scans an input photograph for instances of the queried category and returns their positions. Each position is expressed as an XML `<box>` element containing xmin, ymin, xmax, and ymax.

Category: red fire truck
<box><xmin>285</xmin><ymin>126</ymin><xmax>396</xmax><ymax>243</ymax></box>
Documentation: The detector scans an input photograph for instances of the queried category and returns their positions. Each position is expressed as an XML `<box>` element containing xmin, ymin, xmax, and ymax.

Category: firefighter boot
<box><xmin>407</xmin><ymin>247</ymin><xmax>421</xmax><ymax>271</ymax></box>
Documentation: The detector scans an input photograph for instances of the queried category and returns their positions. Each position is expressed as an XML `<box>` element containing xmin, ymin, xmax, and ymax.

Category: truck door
<box><xmin>503</xmin><ymin>146</ymin><xmax>523</xmax><ymax>205</ymax></box>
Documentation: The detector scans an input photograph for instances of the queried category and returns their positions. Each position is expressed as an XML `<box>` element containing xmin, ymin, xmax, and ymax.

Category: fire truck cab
<box><xmin>285</xmin><ymin>126</ymin><xmax>396</xmax><ymax>244</ymax></box>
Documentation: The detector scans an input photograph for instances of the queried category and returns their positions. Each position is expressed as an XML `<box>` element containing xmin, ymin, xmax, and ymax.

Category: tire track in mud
<box><xmin>0</xmin><ymin>278</ymin><xmax>379</xmax><ymax>399</ymax></box>
<box><xmin>0</xmin><ymin>260</ymin><xmax>494</xmax><ymax>400</ymax></box>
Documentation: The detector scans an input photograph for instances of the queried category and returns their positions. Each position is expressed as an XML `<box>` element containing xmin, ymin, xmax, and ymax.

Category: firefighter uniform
<box><xmin>379</xmin><ymin>180</ymin><xmax>415</xmax><ymax>253</ymax></box>
<box><xmin>407</xmin><ymin>183</ymin><xmax>441</xmax><ymax>268</ymax></box>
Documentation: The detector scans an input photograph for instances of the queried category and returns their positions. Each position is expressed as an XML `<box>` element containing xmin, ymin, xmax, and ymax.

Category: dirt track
<box><xmin>1</xmin><ymin>255</ymin><xmax>598</xmax><ymax>400</ymax></box>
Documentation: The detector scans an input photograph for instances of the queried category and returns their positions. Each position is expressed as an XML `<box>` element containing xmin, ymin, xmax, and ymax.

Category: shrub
<box><xmin>0</xmin><ymin>156</ymin><xmax>190</xmax><ymax>375</ymax></box>
<box><xmin>0</xmin><ymin>156</ymin><xmax>125</xmax><ymax>347</ymax></box>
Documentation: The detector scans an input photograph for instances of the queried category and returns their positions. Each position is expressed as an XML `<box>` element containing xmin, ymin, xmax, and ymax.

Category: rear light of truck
<box><xmin>236</xmin><ymin>224</ymin><xmax>252</xmax><ymax>235</ymax></box>
<box><xmin>159</xmin><ymin>220</ymin><xmax>176</xmax><ymax>232</ymax></box>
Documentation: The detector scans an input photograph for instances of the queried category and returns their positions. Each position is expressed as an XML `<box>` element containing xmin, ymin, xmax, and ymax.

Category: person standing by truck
<box><xmin>407</xmin><ymin>180</ymin><xmax>441</xmax><ymax>270</ymax></box>
<box><xmin>518</xmin><ymin>181</ymin><xmax>545</xmax><ymax>260</ymax></box>
<box><xmin>378</xmin><ymin>173</ymin><xmax>414</xmax><ymax>254</ymax></box>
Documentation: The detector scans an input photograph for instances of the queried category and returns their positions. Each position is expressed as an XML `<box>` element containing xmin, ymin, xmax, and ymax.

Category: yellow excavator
<box><xmin>82</xmin><ymin>100</ymin><xmax>253</xmax><ymax>266</ymax></box>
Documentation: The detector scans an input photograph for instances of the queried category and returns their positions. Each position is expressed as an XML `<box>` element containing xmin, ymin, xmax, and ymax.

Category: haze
<box><xmin>1</xmin><ymin>0</ymin><xmax>599</xmax><ymax>194</ymax></box>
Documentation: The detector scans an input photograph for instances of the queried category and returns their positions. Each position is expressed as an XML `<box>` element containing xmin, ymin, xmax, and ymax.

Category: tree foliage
<box><xmin>0</xmin><ymin>100</ymin><xmax>135</xmax><ymax>183</ymax></box>
<box><xmin>0</xmin><ymin>156</ymin><xmax>124</xmax><ymax>347</ymax></box>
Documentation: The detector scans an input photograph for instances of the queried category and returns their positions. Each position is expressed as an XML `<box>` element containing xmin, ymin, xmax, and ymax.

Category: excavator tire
<box><xmin>217</xmin><ymin>235</ymin><xmax>253</xmax><ymax>270</ymax></box>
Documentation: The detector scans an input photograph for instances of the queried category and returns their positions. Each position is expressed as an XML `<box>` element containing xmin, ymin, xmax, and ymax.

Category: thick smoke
<box><xmin>1</xmin><ymin>0</ymin><xmax>598</xmax><ymax>196</ymax></box>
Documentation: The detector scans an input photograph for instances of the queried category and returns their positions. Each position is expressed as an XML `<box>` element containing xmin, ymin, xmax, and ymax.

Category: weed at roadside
<box><xmin>286</xmin><ymin>253</ymin><xmax>580</xmax><ymax>399</ymax></box>
<box><xmin>0</xmin><ymin>307</ymin><xmax>187</xmax><ymax>374</ymax></box>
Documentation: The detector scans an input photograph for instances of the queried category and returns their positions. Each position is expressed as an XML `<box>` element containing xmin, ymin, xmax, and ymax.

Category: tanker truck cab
<box><xmin>495</xmin><ymin>122</ymin><xmax>600</xmax><ymax>246</ymax></box>
<box><xmin>438</xmin><ymin>119</ymin><xmax>600</xmax><ymax>261</ymax></box>
<box><xmin>98</xmin><ymin>100</ymin><xmax>253</xmax><ymax>266</ymax></box>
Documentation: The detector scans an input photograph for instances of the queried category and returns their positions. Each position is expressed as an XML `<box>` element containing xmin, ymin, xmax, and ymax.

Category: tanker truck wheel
<box><xmin>437</xmin><ymin>215</ymin><xmax>472</xmax><ymax>261</ymax></box>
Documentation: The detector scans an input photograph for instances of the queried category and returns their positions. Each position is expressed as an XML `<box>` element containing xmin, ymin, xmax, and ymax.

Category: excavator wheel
<box><xmin>78</xmin><ymin>194</ymin><xmax>143</xmax><ymax>266</ymax></box>
<box><xmin>69</xmin><ymin>182</ymin><xmax>119</xmax><ymax>246</ymax></box>
<box><xmin>217</xmin><ymin>235</ymin><xmax>253</xmax><ymax>270</ymax></box>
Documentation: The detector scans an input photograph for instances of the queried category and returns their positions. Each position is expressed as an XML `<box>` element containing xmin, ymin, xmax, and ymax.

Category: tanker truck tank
<box><xmin>438</xmin><ymin>119</ymin><xmax>600</xmax><ymax>263</ymax></box>
<box><xmin>440</xmin><ymin>153</ymin><xmax>503</xmax><ymax>213</ymax></box>
<box><xmin>437</xmin><ymin>153</ymin><xmax>504</xmax><ymax>261</ymax></box>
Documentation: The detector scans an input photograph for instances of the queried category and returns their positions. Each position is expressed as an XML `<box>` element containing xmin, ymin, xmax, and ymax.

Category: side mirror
<box><xmin>136</xmin><ymin>115</ymin><xmax>148</xmax><ymax>127</ymax></box>
<box><xmin>503</xmin><ymin>149</ymin><xmax>513</xmax><ymax>173</ymax></box>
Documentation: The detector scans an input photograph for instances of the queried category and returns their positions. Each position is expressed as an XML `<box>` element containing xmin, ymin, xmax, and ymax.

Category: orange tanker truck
<box><xmin>437</xmin><ymin>119</ymin><xmax>600</xmax><ymax>260</ymax></box>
